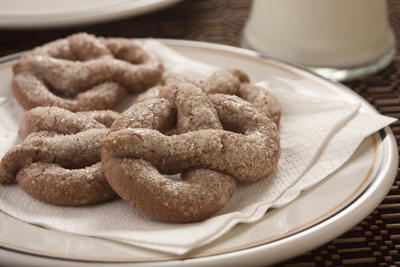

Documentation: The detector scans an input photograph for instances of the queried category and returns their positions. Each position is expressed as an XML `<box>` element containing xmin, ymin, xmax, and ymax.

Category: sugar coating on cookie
<box><xmin>102</xmin><ymin>74</ymin><xmax>280</xmax><ymax>222</ymax></box>
<box><xmin>0</xmin><ymin>107</ymin><xmax>118</xmax><ymax>206</ymax></box>
<box><xmin>12</xmin><ymin>33</ymin><xmax>164</xmax><ymax>111</ymax></box>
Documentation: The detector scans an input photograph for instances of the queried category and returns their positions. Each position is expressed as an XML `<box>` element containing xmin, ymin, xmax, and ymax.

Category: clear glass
<box><xmin>241</xmin><ymin>0</ymin><xmax>396</xmax><ymax>81</ymax></box>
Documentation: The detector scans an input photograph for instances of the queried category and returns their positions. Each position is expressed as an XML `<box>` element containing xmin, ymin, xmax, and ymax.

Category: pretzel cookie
<box><xmin>136</xmin><ymin>69</ymin><xmax>281</xmax><ymax>125</ymax></box>
<box><xmin>102</xmin><ymin>76</ymin><xmax>279</xmax><ymax>222</ymax></box>
<box><xmin>12</xmin><ymin>33</ymin><xmax>163</xmax><ymax>111</ymax></box>
<box><xmin>0</xmin><ymin>107</ymin><xmax>118</xmax><ymax>206</ymax></box>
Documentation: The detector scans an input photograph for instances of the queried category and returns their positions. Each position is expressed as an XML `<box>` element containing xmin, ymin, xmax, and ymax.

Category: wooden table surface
<box><xmin>0</xmin><ymin>0</ymin><xmax>399</xmax><ymax>266</ymax></box>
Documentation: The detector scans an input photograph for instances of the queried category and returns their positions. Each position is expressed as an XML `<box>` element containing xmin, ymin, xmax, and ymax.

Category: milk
<box><xmin>242</xmin><ymin>0</ymin><xmax>395</xmax><ymax>68</ymax></box>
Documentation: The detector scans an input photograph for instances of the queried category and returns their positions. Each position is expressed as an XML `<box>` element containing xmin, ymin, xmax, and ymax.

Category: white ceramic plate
<box><xmin>0</xmin><ymin>40</ymin><xmax>397</xmax><ymax>267</ymax></box>
<box><xmin>0</xmin><ymin>0</ymin><xmax>182</xmax><ymax>29</ymax></box>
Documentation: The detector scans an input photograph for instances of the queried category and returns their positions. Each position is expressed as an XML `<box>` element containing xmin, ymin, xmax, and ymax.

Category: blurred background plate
<box><xmin>0</xmin><ymin>0</ymin><xmax>182</xmax><ymax>29</ymax></box>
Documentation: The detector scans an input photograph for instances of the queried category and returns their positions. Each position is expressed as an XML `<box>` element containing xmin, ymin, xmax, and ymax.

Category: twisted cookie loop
<box><xmin>14</xmin><ymin>33</ymin><xmax>163</xmax><ymax>94</ymax></box>
<box><xmin>1</xmin><ymin>128</ymin><xmax>105</xmax><ymax>184</ymax></box>
<box><xmin>17</xmin><ymin>162</ymin><xmax>112</xmax><ymax>206</ymax></box>
<box><xmin>203</xmin><ymin>69</ymin><xmax>281</xmax><ymax>125</ymax></box>
<box><xmin>133</xmin><ymin>73</ymin><xmax>196</xmax><ymax>105</ymax></box>
<box><xmin>135</xmin><ymin>69</ymin><xmax>281</xmax><ymax>125</ymax></box>
<box><xmin>12</xmin><ymin>33</ymin><xmax>163</xmax><ymax>111</ymax></box>
<box><xmin>0</xmin><ymin>107</ymin><xmax>117</xmax><ymax>206</ymax></box>
<box><xmin>13</xmin><ymin>73</ymin><xmax>127</xmax><ymax>112</ymax></box>
<box><xmin>202</xmin><ymin>68</ymin><xmax>250</xmax><ymax>95</ymax></box>
<box><xmin>159</xmin><ymin>77</ymin><xmax>223</xmax><ymax>132</ymax></box>
<box><xmin>103</xmin><ymin>81</ymin><xmax>237</xmax><ymax>222</ymax></box>
<box><xmin>74</xmin><ymin>110</ymin><xmax>119</xmax><ymax>128</ymax></box>
<box><xmin>110</xmin><ymin>98</ymin><xmax>176</xmax><ymax>132</ymax></box>
<box><xmin>101</xmin><ymin>37</ymin><xmax>164</xmax><ymax>91</ymax></box>
<box><xmin>238</xmin><ymin>83</ymin><xmax>281</xmax><ymax>126</ymax></box>
<box><xmin>104</xmin><ymin>94</ymin><xmax>279</xmax><ymax>183</ymax></box>
<box><xmin>19</xmin><ymin>106</ymin><xmax>118</xmax><ymax>138</ymax></box>
<box><xmin>101</xmin><ymin>155</ymin><xmax>235</xmax><ymax>222</ymax></box>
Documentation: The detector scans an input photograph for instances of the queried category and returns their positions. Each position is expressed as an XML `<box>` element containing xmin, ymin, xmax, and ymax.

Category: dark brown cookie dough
<box><xmin>12</xmin><ymin>33</ymin><xmax>164</xmax><ymax>111</ymax></box>
<box><xmin>0</xmin><ymin>107</ymin><xmax>117</xmax><ymax>206</ymax></box>
<box><xmin>102</xmin><ymin>75</ymin><xmax>279</xmax><ymax>222</ymax></box>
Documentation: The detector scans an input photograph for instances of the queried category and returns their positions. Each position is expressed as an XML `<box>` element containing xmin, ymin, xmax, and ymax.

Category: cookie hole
<box><xmin>50</xmin><ymin>49</ymin><xmax>99</xmax><ymax>62</ymax></box>
<box><xmin>44</xmin><ymin>81</ymin><xmax>76</xmax><ymax>99</ymax></box>
<box><xmin>51</xmin><ymin>54</ymin><xmax>78</xmax><ymax>61</ymax></box>
<box><xmin>165</xmin><ymin>173</ymin><xmax>182</xmax><ymax>181</ymax></box>
<box><xmin>45</xmin><ymin>47</ymin><xmax>78</xmax><ymax>61</ymax></box>
<box><xmin>163</xmin><ymin>128</ymin><xmax>178</xmax><ymax>136</ymax></box>
<box><xmin>60</xmin><ymin>163</ymin><xmax>94</xmax><ymax>170</ymax></box>
<box><xmin>221</xmin><ymin>122</ymin><xmax>245</xmax><ymax>135</ymax></box>
<box><xmin>113</xmin><ymin>49</ymin><xmax>147</xmax><ymax>65</ymax></box>
<box><xmin>56</xmin><ymin>156</ymin><xmax>100</xmax><ymax>170</ymax></box>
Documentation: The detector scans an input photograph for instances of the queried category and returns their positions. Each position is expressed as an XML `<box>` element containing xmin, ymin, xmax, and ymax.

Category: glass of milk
<box><xmin>242</xmin><ymin>0</ymin><xmax>396</xmax><ymax>81</ymax></box>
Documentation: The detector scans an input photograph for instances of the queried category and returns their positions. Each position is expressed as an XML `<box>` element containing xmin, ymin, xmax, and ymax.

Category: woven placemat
<box><xmin>0</xmin><ymin>0</ymin><xmax>399</xmax><ymax>266</ymax></box>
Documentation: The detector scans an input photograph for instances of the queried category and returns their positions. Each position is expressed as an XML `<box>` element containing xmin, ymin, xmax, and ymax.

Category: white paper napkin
<box><xmin>0</xmin><ymin>41</ymin><xmax>396</xmax><ymax>255</ymax></box>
